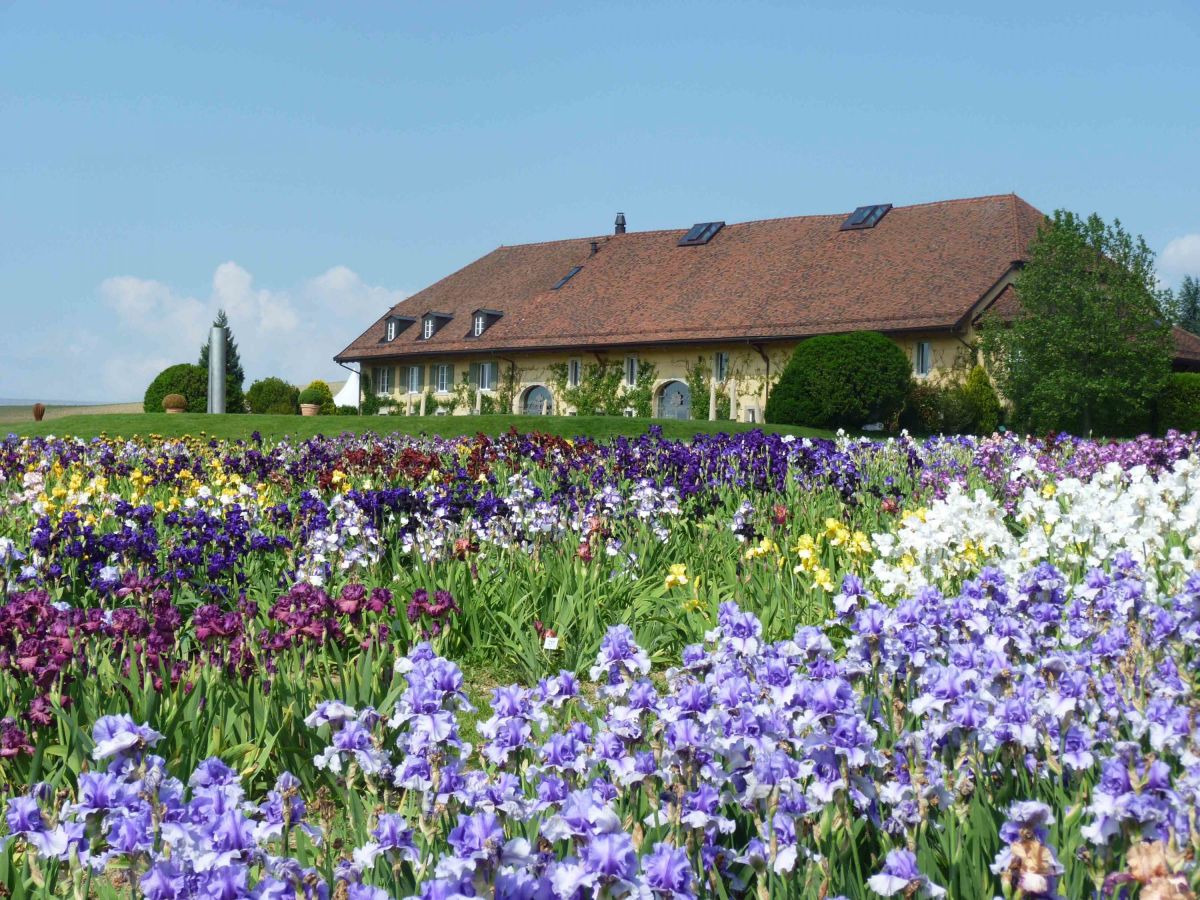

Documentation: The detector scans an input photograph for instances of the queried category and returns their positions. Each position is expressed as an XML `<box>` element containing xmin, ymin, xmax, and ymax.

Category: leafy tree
<box><xmin>1177</xmin><ymin>275</ymin><xmax>1200</xmax><ymax>335</ymax></box>
<box><xmin>198</xmin><ymin>310</ymin><xmax>246</xmax><ymax>389</ymax></box>
<box><xmin>980</xmin><ymin>210</ymin><xmax>1172</xmax><ymax>435</ymax></box>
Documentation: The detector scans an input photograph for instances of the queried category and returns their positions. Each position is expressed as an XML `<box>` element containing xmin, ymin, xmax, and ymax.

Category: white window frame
<box><xmin>567</xmin><ymin>358</ymin><xmax>582</xmax><ymax>388</ymax></box>
<box><xmin>914</xmin><ymin>341</ymin><xmax>932</xmax><ymax>377</ymax></box>
<box><xmin>386</xmin><ymin>320</ymin><xmax>396</xmax><ymax>341</ymax></box>
<box><xmin>423</xmin><ymin>318</ymin><xmax>435</xmax><ymax>340</ymax></box>
<box><xmin>624</xmin><ymin>355</ymin><xmax>638</xmax><ymax>388</ymax></box>
<box><xmin>436</xmin><ymin>364</ymin><xmax>451</xmax><ymax>393</ymax></box>
<box><xmin>479</xmin><ymin>361</ymin><xmax>497</xmax><ymax>392</ymax></box>
<box><xmin>714</xmin><ymin>351</ymin><xmax>729</xmax><ymax>383</ymax></box>
<box><xmin>407</xmin><ymin>366</ymin><xmax>421</xmax><ymax>395</ymax></box>
<box><xmin>374</xmin><ymin>366</ymin><xmax>392</xmax><ymax>395</ymax></box>
<box><xmin>473</xmin><ymin>314</ymin><xmax>486</xmax><ymax>337</ymax></box>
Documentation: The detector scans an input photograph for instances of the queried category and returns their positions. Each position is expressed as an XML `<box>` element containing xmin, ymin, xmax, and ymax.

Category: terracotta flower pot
<box><xmin>165</xmin><ymin>407</ymin><xmax>184</xmax><ymax>414</ymax></box>
<box><xmin>32</xmin><ymin>403</ymin><xmax>45</xmax><ymax>422</ymax></box>
<box><xmin>300</xmin><ymin>403</ymin><xmax>320</xmax><ymax>417</ymax></box>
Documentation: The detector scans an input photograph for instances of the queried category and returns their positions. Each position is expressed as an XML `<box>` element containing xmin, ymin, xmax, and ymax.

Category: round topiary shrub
<box><xmin>766</xmin><ymin>332</ymin><xmax>912</xmax><ymax>428</ymax></box>
<box><xmin>299</xmin><ymin>380</ymin><xmax>336</xmax><ymax>415</ymax></box>
<box><xmin>1159</xmin><ymin>372</ymin><xmax>1200</xmax><ymax>433</ymax></box>
<box><xmin>246</xmin><ymin>377</ymin><xmax>301</xmax><ymax>415</ymax></box>
<box><xmin>144</xmin><ymin>364</ymin><xmax>209</xmax><ymax>414</ymax></box>
<box><xmin>162</xmin><ymin>393</ymin><xmax>187</xmax><ymax>412</ymax></box>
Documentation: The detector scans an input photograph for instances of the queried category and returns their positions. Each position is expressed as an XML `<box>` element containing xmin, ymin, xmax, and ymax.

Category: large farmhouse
<box><xmin>335</xmin><ymin>194</ymin><xmax>1200</xmax><ymax>420</ymax></box>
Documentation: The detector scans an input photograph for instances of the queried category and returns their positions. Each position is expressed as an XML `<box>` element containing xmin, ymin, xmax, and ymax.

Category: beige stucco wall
<box><xmin>362</xmin><ymin>332</ymin><xmax>975</xmax><ymax>421</ymax></box>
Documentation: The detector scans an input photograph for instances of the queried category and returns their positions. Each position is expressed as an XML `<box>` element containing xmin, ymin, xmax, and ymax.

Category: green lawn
<box><xmin>4</xmin><ymin>412</ymin><xmax>834</xmax><ymax>442</ymax></box>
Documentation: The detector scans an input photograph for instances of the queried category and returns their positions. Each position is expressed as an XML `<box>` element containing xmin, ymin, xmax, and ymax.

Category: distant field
<box><xmin>4</xmin><ymin>412</ymin><xmax>833</xmax><ymax>442</ymax></box>
<box><xmin>0</xmin><ymin>402</ymin><xmax>141</xmax><ymax>425</ymax></box>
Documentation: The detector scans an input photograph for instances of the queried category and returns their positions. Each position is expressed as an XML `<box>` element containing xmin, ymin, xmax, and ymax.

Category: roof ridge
<box><xmin>493</xmin><ymin>194</ymin><xmax>1032</xmax><ymax>249</ymax></box>
<box><xmin>891</xmin><ymin>192</ymin><xmax>1022</xmax><ymax>212</ymax></box>
<box><xmin>496</xmin><ymin>235</ymin><xmax>606</xmax><ymax>249</ymax></box>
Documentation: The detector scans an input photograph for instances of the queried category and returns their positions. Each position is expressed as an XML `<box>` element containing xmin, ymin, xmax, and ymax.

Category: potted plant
<box><xmin>163</xmin><ymin>394</ymin><xmax>187</xmax><ymax>414</ymax></box>
<box><xmin>298</xmin><ymin>385</ymin><xmax>324</xmax><ymax>416</ymax></box>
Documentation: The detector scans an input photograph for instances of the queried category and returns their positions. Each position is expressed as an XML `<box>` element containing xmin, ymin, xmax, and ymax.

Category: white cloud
<box><xmin>84</xmin><ymin>263</ymin><xmax>408</xmax><ymax>401</ymax></box>
<box><xmin>1160</xmin><ymin>234</ymin><xmax>1200</xmax><ymax>283</ymax></box>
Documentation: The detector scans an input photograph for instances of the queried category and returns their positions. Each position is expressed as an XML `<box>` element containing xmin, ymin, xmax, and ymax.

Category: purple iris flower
<box><xmin>867</xmin><ymin>848</ymin><xmax>944</xmax><ymax>897</ymax></box>
<box><xmin>91</xmin><ymin>714</ymin><xmax>163</xmax><ymax>763</ymax></box>
<box><xmin>643</xmin><ymin>842</ymin><xmax>694</xmax><ymax>898</ymax></box>
<box><xmin>4</xmin><ymin>795</ymin><xmax>45</xmax><ymax>835</ymax></box>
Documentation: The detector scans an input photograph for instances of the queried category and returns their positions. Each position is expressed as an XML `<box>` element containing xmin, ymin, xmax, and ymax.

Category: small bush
<box><xmin>162</xmin><ymin>393</ymin><xmax>187</xmax><ymax>411</ymax></box>
<box><xmin>299</xmin><ymin>380</ymin><xmax>336</xmax><ymax>414</ymax></box>
<box><xmin>961</xmin><ymin>366</ymin><xmax>1002</xmax><ymax>435</ymax></box>
<box><xmin>336</xmin><ymin>405</ymin><xmax>360</xmax><ymax>416</ymax></box>
<box><xmin>766</xmin><ymin>332</ymin><xmax>911</xmax><ymax>428</ymax></box>
<box><xmin>360</xmin><ymin>373</ymin><xmax>381</xmax><ymax>416</ymax></box>
<box><xmin>1159</xmin><ymin>372</ymin><xmax>1200</xmax><ymax>433</ymax></box>
<box><xmin>246</xmin><ymin>377</ymin><xmax>300</xmax><ymax>415</ymax></box>
<box><xmin>900</xmin><ymin>380</ymin><xmax>939</xmax><ymax>433</ymax></box>
<box><xmin>900</xmin><ymin>367</ymin><xmax>1002</xmax><ymax>435</ymax></box>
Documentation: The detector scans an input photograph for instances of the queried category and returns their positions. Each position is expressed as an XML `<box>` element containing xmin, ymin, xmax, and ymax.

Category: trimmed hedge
<box><xmin>766</xmin><ymin>332</ymin><xmax>911</xmax><ymax>428</ymax></box>
<box><xmin>144</xmin><ymin>364</ymin><xmax>244</xmax><ymax>414</ymax></box>
<box><xmin>246</xmin><ymin>377</ymin><xmax>300</xmax><ymax>415</ymax></box>
<box><xmin>144</xmin><ymin>364</ymin><xmax>209</xmax><ymax>414</ymax></box>
<box><xmin>1159</xmin><ymin>372</ymin><xmax>1200</xmax><ymax>433</ymax></box>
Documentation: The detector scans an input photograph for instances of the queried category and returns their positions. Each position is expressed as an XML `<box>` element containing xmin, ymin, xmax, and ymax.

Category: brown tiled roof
<box><xmin>1175</xmin><ymin>327</ymin><xmax>1200</xmax><ymax>363</ymax></box>
<box><xmin>336</xmin><ymin>194</ymin><xmax>1046</xmax><ymax>362</ymax></box>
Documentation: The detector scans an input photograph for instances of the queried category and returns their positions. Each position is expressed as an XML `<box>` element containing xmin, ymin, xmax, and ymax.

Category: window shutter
<box><xmin>416</xmin><ymin>365</ymin><xmax>425</xmax><ymax>391</ymax></box>
<box><xmin>469</xmin><ymin>362</ymin><xmax>480</xmax><ymax>387</ymax></box>
<box><xmin>446</xmin><ymin>364</ymin><xmax>455</xmax><ymax>390</ymax></box>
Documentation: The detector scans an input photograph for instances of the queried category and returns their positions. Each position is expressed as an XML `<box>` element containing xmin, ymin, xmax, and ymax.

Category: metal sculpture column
<box><xmin>207</xmin><ymin>325</ymin><xmax>227</xmax><ymax>414</ymax></box>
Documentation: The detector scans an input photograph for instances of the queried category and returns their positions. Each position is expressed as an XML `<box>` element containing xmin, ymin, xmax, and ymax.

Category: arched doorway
<box><xmin>522</xmin><ymin>385</ymin><xmax>554</xmax><ymax>416</ymax></box>
<box><xmin>657</xmin><ymin>380</ymin><xmax>691</xmax><ymax>419</ymax></box>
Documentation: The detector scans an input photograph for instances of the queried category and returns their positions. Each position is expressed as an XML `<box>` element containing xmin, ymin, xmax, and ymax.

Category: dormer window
<box><xmin>381</xmin><ymin>315</ymin><xmax>415</xmax><ymax>343</ymax></box>
<box><xmin>469</xmin><ymin>309</ymin><xmax>502</xmax><ymax>338</ymax></box>
<box><xmin>420</xmin><ymin>312</ymin><xmax>453</xmax><ymax>341</ymax></box>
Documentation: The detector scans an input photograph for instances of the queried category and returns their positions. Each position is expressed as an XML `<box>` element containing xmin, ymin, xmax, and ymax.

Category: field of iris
<box><xmin>0</xmin><ymin>426</ymin><xmax>1197</xmax><ymax>898</ymax></box>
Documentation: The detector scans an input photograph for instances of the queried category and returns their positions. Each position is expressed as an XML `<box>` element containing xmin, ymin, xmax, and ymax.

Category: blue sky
<box><xmin>2</xmin><ymin>1</ymin><xmax>1198</xmax><ymax>401</ymax></box>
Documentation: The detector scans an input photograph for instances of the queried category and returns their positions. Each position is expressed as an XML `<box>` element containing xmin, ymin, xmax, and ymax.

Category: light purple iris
<box><xmin>867</xmin><ymin>848</ymin><xmax>944</xmax><ymax>897</ymax></box>
<box><xmin>91</xmin><ymin>714</ymin><xmax>163</xmax><ymax>762</ymax></box>
<box><xmin>642</xmin><ymin>842</ymin><xmax>693</xmax><ymax>898</ymax></box>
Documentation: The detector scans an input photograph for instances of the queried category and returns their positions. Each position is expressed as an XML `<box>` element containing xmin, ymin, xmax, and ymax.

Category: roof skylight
<box><xmin>678</xmin><ymin>221</ymin><xmax>725</xmax><ymax>246</ymax></box>
<box><xmin>840</xmin><ymin>204</ymin><xmax>892</xmax><ymax>231</ymax></box>
<box><xmin>552</xmin><ymin>266</ymin><xmax>583</xmax><ymax>290</ymax></box>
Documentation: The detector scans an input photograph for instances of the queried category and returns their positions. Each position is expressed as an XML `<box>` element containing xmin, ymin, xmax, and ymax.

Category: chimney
<box><xmin>614</xmin><ymin>212</ymin><xmax>626</xmax><ymax>235</ymax></box>
<box><xmin>590</xmin><ymin>240</ymin><xmax>599</xmax><ymax>255</ymax></box>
